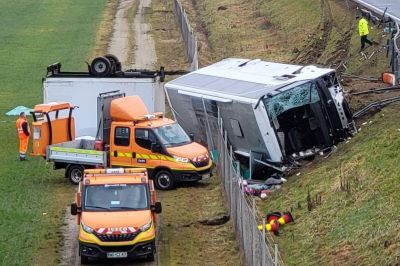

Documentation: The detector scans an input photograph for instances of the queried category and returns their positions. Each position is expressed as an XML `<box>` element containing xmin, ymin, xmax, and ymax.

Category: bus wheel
<box><xmin>154</xmin><ymin>170</ymin><xmax>174</xmax><ymax>190</ymax></box>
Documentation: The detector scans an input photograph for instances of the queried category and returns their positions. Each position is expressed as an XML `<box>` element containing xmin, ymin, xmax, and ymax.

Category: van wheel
<box><xmin>154</xmin><ymin>170</ymin><xmax>174</xmax><ymax>190</ymax></box>
<box><xmin>67</xmin><ymin>165</ymin><xmax>84</xmax><ymax>185</ymax></box>
<box><xmin>146</xmin><ymin>253</ymin><xmax>155</xmax><ymax>262</ymax></box>
<box><xmin>80</xmin><ymin>254</ymin><xmax>89</xmax><ymax>264</ymax></box>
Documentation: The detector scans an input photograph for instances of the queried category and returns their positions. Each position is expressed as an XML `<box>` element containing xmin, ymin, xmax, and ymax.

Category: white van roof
<box><xmin>166</xmin><ymin>58</ymin><xmax>334</xmax><ymax>101</ymax></box>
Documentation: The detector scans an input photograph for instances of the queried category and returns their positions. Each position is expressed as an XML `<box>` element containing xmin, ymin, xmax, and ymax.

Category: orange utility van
<box><xmin>70</xmin><ymin>168</ymin><xmax>161</xmax><ymax>264</ymax></box>
<box><xmin>31</xmin><ymin>92</ymin><xmax>212</xmax><ymax>190</ymax></box>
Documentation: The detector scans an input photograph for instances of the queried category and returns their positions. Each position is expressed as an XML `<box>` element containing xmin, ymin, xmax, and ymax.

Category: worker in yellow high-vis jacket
<box><xmin>357</xmin><ymin>14</ymin><xmax>373</xmax><ymax>51</ymax></box>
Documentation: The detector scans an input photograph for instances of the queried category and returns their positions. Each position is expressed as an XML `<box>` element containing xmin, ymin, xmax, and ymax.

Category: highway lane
<box><xmin>355</xmin><ymin>0</ymin><xmax>400</xmax><ymax>23</ymax></box>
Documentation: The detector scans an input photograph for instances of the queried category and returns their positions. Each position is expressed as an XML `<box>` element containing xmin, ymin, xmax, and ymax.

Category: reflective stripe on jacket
<box><xmin>359</xmin><ymin>18</ymin><xmax>369</xmax><ymax>36</ymax></box>
<box><xmin>16</xmin><ymin>118</ymin><xmax>30</xmax><ymax>138</ymax></box>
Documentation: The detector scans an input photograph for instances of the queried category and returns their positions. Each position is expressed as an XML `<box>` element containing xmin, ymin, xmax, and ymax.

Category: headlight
<box><xmin>140</xmin><ymin>220</ymin><xmax>152</xmax><ymax>232</ymax></box>
<box><xmin>173</xmin><ymin>155</ymin><xmax>189</xmax><ymax>163</ymax></box>
<box><xmin>81</xmin><ymin>221</ymin><xmax>94</xmax><ymax>234</ymax></box>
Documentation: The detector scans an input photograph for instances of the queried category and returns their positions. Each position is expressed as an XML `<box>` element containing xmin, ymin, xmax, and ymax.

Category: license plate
<box><xmin>107</xmin><ymin>252</ymin><xmax>128</xmax><ymax>258</ymax></box>
<box><xmin>202</xmin><ymin>173</ymin><xmax>210</xmax><ymax>179</ymax></box>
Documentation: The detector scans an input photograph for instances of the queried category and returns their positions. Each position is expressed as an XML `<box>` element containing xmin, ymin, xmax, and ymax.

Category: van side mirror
<box><xmin>71</xmin><ymin>203</ymin><xmax>79</xmax><ymax>215</ymax></box>
<box><xmin>151</xmin><ymin>143</ymin><xmax>162</xmax><ymax>153</ymax></box>
<box><xmin>151</xmin><ymin>202</ymin><xmax>162</xmax><ymax>214</ymax></box>
<box><xmin>189</xmin><ymin>133</ymin><xmax>194</xmax><ymax>141</ymax></box>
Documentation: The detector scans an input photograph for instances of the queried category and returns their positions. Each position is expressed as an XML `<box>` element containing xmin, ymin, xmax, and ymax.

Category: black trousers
<box><xmin>361</xmin><ymin>35</ymin><xmax>373</xmax><ymax>50</ymax></box>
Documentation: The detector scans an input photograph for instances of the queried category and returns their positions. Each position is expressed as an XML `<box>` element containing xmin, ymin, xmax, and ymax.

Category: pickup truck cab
<box><xmin>71</xmin><ymin>168</ymin><xmax>161</xmax><ymax>264</ymax></box>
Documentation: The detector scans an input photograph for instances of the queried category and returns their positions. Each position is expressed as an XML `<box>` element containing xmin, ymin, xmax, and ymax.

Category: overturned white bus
<box><xmin>165</xmin><ymin>58</ymin><xmax>356</xmax><ymax>177</ymax></box>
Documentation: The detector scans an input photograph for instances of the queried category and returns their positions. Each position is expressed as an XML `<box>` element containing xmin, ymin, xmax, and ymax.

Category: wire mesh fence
<box><xmin>391</xmin><ymin>22</ymin><xmax>400</xmax><ymax>84</ymax></box>
<box><xmin>213</xmin><ymin>116</ymin><xmax>283</xmax><ymax>266</ymax></box>
<box><xmin>173</xmin><ymin>0</ymin><xmax>198</xmax><ymax>71</ymax></box>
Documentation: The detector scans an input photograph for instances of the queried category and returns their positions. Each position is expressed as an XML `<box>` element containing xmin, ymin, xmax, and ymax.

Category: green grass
<box><xmin>260</xmin><ymin>105</ymin><xmax>400</xmax><ymax>265</ymax></box>
<box><xmin>157</xmin><ymin>176</ymin><xmax>240</xmax><ymax>266</ymax></box>
<box><xmin>0</xmin><ymin>0</ymin><xmax>106</xmax><ymax>265</ymax></box>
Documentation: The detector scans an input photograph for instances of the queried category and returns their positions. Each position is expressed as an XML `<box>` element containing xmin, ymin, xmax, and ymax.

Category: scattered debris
<box><xmin>198</xmin><ymin>215</ymin><xmax>230</xmax><ymax>226</ymax></box>
<box><xmin>217</xmin><ymin>5</ymin><xmax>227</xmax><ymax>11</ymax></box>
<box><xmin>242</xmin><ymin>178</ymin><xmax>283</xmax><ymax>198</ymax></box>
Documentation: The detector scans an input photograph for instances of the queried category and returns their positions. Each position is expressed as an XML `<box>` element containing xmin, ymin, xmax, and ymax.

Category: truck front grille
<box><xmin>191</xmin><ymin>158</ymin><xmax>209</xmax><ymax>168</ymax></box>
<box><xmin>94</xmin><ymin>232</ymin><xmax>140</xmax><ymax>242</ymax></box>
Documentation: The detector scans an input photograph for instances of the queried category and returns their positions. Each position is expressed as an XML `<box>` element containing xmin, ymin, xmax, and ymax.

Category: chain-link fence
<box><xmin>213</xmin><ymin>115</ymin><xmax>283</xmax><ymax>266</ymax></box>
<box><xmin>173</xmin><ymin>0</ymin><xmax>198</xmax><ymax>71</ymax></box>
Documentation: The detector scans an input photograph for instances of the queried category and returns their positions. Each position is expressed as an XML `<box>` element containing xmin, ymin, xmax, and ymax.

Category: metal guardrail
<box><xmin>172</xmin><ymin>0</ymin><xmax>198</xmax><ymax>71</ymax></box>
<box><xmin>392</xmin><ymin>23</ymin><xmax>400</xmax><ymax>84</ymax></box>
<box><xmin>353</xmin><ymin>95</ymin><xmax>400</xmax><ymax>118</ymax></box>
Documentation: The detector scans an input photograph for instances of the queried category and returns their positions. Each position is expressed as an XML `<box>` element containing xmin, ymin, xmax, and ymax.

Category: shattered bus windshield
<box><xmin>263</xmin><ymin>81</ymin><xmax>328</xmax><ymax>155</ymax></box>
<box><xmin>264</xmin><ymin>81</ymin><xmax>320</xmax><ymax>120</ymax></box>
<box><xmin>154</xmin><ymin>123</ymin><xmax>191</xmax><ymax>147</ymax></box>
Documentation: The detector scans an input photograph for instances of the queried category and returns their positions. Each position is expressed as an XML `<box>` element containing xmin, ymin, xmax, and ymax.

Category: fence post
<box><xmin>229</xmin><ymin>145</ymin><xmax>233</xmax><ymax>213</ymax></box>
<box><xmin>252</xmin><ymin>198</ymin><xmax>256</xmax><ymax>265</ymax></box>
<box><xmin>274</xmin><ymin>244</ymin><xmax>278</xmax><ymax>266</ymax></box>
<box><xmin>262</xmin><ymin>216</ymin><xmax>266</xmax><ymax>266</ymax></box>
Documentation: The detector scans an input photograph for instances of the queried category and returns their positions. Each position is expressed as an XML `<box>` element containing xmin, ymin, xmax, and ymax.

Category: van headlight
<box><xmin>81</xmin><ymin>221</ymin><xmax>94</xmax><ymax>234</ymax></box>
<box><xmin>140</xmin><ymin>220</ymin><xmax>152</xmax><ymax>232</ymax></box>
<box><xmin>173</xmin><ymin>156</ymin><xmax>189</xmax><ymax>163</ymax></box>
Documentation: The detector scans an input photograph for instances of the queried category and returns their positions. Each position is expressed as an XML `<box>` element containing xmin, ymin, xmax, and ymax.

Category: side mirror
<box><xmin>71</xmin><ymin>203</ymin><xmax>78</xmax><ymax>215</ymax></box>
<box><xmin>151</xmin><ymin>143</ymin><xmax>162</xmax><ymax>153</ymax></box>
<box><xmin>189</xmin><ymin>133</ymin><xmax>194</xmax><ymax>141</ymax></box>
<box><xmin>151</xmin><ymin>202</ymin><xmax>162</xmax><ymax>214</ymax></box>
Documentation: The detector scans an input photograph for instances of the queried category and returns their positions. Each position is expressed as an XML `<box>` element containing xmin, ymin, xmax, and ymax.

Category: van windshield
<box><xmin>153</xmin><ymin>123</ymin><xmax>191</xmax><ymax>147</ymax></box>
<box><xmin>84</xmin><ymin>184</ymin><xmax>148</xmax><ymax>211</ymax></box>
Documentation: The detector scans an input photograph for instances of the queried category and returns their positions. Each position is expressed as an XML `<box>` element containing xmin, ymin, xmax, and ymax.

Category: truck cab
<box><xmin>109</xmin><ymin>118</ymin><xmax>211</xmax><ymax>190</ymax></box>
<box><xmin>71</xmin><ymin>168</ymin><xmax>161</xmax><ymax>264</ymax></box>
<box><xmin>102</xmin><ymin>94</ymin><xmax>213</xmax><ymax>190</ymax></box>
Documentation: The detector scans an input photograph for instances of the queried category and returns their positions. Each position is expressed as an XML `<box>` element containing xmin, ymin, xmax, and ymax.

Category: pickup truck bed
<box><xmin>47</xmin><ymin>139</ymin><xmax>107</xmax><ymax>166</ymax></box>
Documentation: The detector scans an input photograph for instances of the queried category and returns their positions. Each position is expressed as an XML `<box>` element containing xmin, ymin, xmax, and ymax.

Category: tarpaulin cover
<box><xmin>6</xmin><ymin>106</ymin><xmax>33</xmax><ymax>116</ymax></box>
<box><xmin>110</xmin><ymin>96</ymin><xmax>149</xmax><ymax>121</ymax></box>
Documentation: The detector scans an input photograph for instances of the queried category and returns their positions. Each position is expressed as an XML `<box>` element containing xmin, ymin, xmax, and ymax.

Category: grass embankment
<box><xmin>148</xmin><ymin>1</ymin><xmax>240</xmax><ymax>264</ymax></box>
<box><xmin>260</xmin><ymin>104</ymin><xmax>400</xmax><ymax>265</ymax></box>
<box><xmin>179</xmin><ymin>0</ymin><xmax>390</xmax><ymax>76</ymax></box>
<box><xmin>0</xmin><ymin>1</ymin><xmax>107</xmax><ymax>265</ymax></box>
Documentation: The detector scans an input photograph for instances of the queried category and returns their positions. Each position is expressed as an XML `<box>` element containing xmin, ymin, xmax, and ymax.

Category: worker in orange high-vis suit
<box><xmin>357</xmin><ymin>14</ymin><xmax>373</xmax><ymax>51</ymax></box>
<box><xmin>16</xmin><ymin>112</ymin><xmax>30</xmax><ymax>161</ymax></box>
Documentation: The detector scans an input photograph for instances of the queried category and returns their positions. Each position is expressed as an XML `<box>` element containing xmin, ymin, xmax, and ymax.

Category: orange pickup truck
<box><xmin>70</xmin><ymin>168</ymin><xmax>161</xmax><ymax>264</ymax></box>
<box><xmin>31</xmin><ymin>92</ymin><xmax>212</xmax><ymax>190</ymax></box>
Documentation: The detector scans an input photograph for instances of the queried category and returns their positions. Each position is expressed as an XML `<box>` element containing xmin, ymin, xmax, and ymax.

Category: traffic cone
<box><xmin>258</xmin><ymin>219</ymin><xmax>280</xmax><ymax>235</ymax></box>
<box><xmin>266</xmin><ymin>212</ymin><xmax>282</xmax><ymax>223</ymax></box>
<box><xmin>278</xmin><ymin>211</ymin><xmax>294</xmax><ymax>225</ymax></box>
